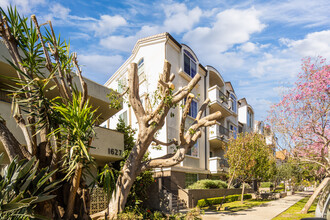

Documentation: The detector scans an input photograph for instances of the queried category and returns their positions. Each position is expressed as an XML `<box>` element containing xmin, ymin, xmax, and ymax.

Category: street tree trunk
<box><xmin>300</xmin><ymin>177</ymin><xmax>330</xmax><ymax>214</ymax></box>
<box><xmin>241</xmin><ymin>182</ymin><xmax>245</xmax><ymax>203</ymax></box>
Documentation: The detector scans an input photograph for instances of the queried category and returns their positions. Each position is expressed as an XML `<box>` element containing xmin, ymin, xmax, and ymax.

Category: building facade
<box><xmin>105</xmin><ymin>32</ymin><xmax>261</xmax><ymax>192</ymax></box>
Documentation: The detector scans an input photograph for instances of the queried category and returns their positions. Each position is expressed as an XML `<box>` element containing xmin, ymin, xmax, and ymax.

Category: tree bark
<box><xmin>64</xmin><ymin>163</ymin><xmax>83</xmax><ymax>220</ymax></box>
<box><xmin>0</xmin><ymin>119</ymin><xmax>28</xmax><ymax>161</ymax></box>
<box><xmin>241</xmin><ymin>182</ymin><xmax>245</xmax><ymax>203</ymax></box>
<box><xmin>300</xmin><ymin>177</ymin><xmax>329</xmax><ymax>214</ymax></box>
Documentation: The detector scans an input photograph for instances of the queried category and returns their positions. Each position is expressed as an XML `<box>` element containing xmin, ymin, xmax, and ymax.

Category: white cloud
<box><xmin>0</xmin><ymin>0</ymin><xmax>45</xmax><ymax>14</ymax></box>
<box><xmin>281</xmin><ymin>30</ymin><xmax>330</xmax><ymax>58</ymax></box>
<box><xmin>98</xmin><ymin>2</ymin><xmax>202</xmax><ymax>52</ymax></box>
<box><xmin>182</xmin><ymin>7</ymin><xmax>266</xmax><ymax>58</ymax></box>
<box><xmin>91</xmin><ymin>15</ymin><xmax>127</xmax><ymax>36</ymax></box>
<box><xmin>259</xmin><ymin>0</ymin><xmax>330</xmax><ymax>27</ymax></box>
<box><xmin>49</xmin><ymin>3</ymin><xmax>70</xmax><ymax>19</ymax></box>
<box><xmin>249</xmin><ymin>54</ymin><xmax>299</xmax><ymax>79</ymax></box>
<box><xmin>272</xmin><ymin>86</ymin><xmax>291</xmax><ymax>96</ymax></box>
<box><xmin>100</xmin><ymin>35</ymin><xmax>136</xmax><ymax>52</ymax></box>
<box><xmin>239</xmin><ymin>42</ymin><xmax>258</xmax><ymax>53</ymax></box>
<box><xmin>42</xmin><ymin>3</ymin><xmax>96</xmax><ymax>25</ymax></box>
<box><xmin>78</xmin><ymin>54</ymin><xmax>124</xmax><ymax>83</ymax></box>
<box><xmin>162</xmin><ymin>3</ymin><xmax>202</xmax><ymax>34</ymax></box>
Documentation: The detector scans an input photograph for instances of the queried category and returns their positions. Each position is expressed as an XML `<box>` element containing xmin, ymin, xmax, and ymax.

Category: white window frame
<box><xmin>230</xmin><ymin>93</ymin><xmax>237</xmax><ymax>113</ymax></box>
<box><xmin>182</xmin><ymin>48</ymin><xmax>198</xmax><ymax>78</ymax></box>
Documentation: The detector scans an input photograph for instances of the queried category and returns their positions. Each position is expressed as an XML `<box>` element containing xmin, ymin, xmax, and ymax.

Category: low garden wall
<box><xmin>178</xmin><ymin>188</ymin><xmax>254</xmax><ymax>208</ymax></box>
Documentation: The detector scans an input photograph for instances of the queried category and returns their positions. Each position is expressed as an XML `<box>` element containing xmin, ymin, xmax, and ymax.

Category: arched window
<box><xmin>183</xmin><ymin>49</ymin><xmax>197</xmax><ymax>77</ymax></box>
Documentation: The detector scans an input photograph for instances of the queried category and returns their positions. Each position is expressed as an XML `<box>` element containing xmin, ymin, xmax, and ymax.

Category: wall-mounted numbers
<box><xmin>108</xmin><ymin>148</ymin><xmax>122</xmax><ymax>156</ymax></box>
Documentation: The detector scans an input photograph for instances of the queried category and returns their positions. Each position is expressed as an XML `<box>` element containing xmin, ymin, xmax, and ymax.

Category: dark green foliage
<box><xmin>0</xmin><ymin>153</ymin><xmax>60</xmax><ymax>219</ymax></box>
<box><xmin>197</xmin><ymin>194</ymin><xmax>252</xmax><ymax>207</ymax></box>
<box><xmin>187</xmin><ymin>179</ymin><xmax>228</xmax><ymax>189</ymax></box>
<box><xmin>53</xmin><ymin>93</ymin><xmax>97</xmax><ymax>179</ymax></box>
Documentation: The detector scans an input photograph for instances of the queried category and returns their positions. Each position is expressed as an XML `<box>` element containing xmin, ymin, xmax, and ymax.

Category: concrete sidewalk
<box><xmin>201</xmin><ymin>192</ymin><xmax>312</xmax><ymax>220</ymax></box>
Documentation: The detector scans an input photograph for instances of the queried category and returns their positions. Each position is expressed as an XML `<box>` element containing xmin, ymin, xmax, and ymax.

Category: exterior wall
<box><xmin>0</xmin><ymin>100</ymin><xmax>26</xmax><ymax>164</ymax></box>
<box><xmin>178</xmin><ymin>188</ymin><xmax>254</xmax><ymax>208</ymax></box>
<box><xmin>238</xmin><ymin>105</ymin><xmax>247</xmax><ymax>124</ymax></box>
<box><xmin>107</xmin><ymin>39</ymin><xmax>168</xmax><ymax>159</ymax></box>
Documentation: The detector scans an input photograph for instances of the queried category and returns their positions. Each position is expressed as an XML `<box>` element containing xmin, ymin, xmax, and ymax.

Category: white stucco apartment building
<box><xmin>104</xmin><ymin>32</ymin><xmax>259</xmax><ymax>191</ymax></box>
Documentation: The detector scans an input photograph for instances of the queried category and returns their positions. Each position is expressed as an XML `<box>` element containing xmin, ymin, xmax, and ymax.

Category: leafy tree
<box><xmin>0</xmin><ymin>7</ymin><xmax>96</xmax><ymax>219</ymax></box>
<box><xmin>225</xmin><ymin>132</ymin><xmax>275</xmax><ymax>202</ymax></box>
<box><xmin>268</xmin><ymin>57</ymin><xmax>330</xmax><ymax>213</ymax></box>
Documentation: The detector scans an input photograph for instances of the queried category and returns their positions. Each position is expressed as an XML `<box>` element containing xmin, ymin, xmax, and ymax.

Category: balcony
<box><xmin>209</xmin><ymin>157</ymin><xmax>229</xmax><ymax>174</ymax></box>
<box><xmin>89</xmin><ymin>127</ymin><xmax>124</xmax><ymax>164</ymax></box>
<box><xmin>208</xmin><ymin>86</ymin><xmax>232</xmax><ymax>118</ymax></box>
<box><xmin>209</xmin><ymin>122</ymin><xmax>230</xmax><ymax>144</ymax></box>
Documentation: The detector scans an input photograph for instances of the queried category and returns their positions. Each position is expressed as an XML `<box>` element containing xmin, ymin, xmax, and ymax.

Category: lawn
<box><xmin>272</xmin><ymin>196</ymin><xmax>318</xmax><ymax>220</ymax></box>
<box><xmin>201</xmin><ymin>199</ymin><xmax>272</xmax><ymax>213</ymax></box>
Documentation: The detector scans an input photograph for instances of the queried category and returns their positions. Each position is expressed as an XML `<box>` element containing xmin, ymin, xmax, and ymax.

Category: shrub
<box><xmin>0</xmin><ymin>154</ymin><xmax>60</xmax><ymax>219</ymax></box>
<box><xmin>187</xmin><ymin>179</ymin><xmax>228</xmax><ymax>189</ymax></box>
<box><xmin>197</xmin><ymin>194</ymin><xmax>252</xmax><ymax>207</ymax></box>
<box><xmin>260</xmin><ymin>182</ymin><xmax>274</xmax><ymax>188</ymax></box>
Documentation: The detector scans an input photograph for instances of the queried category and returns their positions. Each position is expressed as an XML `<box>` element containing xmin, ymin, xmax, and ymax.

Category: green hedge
<box><xmin>187</xmin><ymin>179</ymin><xmax>228</xmax><ymax>189</ymax></box>
<box><xmin>197</xmin><ymin>194</ymin><xmax>252</xmax><ymax>207</ymax></box>
<box><xmin>260</xmin><ymin>182</ymin><xmax>274</xmax><ymax>188</ymax></box>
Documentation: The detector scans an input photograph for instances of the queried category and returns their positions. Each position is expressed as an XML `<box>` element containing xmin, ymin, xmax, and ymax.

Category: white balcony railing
<box><xmin>209</xmin><ymin>157</ymin><xmax>229</xmax><ymax>173</ymax></box>
<box><xmin>209</xmin><ymin>122</ymin><xmax>230</xmax><ymax>141</ymax></box>
<box><xmin>208</xmin><ymin>86</ymin><xmax>230</xmax><ymax>110</ymax></box>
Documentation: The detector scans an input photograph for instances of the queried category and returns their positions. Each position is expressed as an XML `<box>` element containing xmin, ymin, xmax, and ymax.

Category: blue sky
<box><xmin>1</xmin><ymin>0</ymin><xmax>330</xmax><ymax>121</ymax></box>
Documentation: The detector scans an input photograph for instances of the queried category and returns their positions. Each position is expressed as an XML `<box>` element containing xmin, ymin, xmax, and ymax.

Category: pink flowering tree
<box><xmin>268</xmin><ymin>57</ymin><xmax>330</xmax><ymax>213</ymax></box>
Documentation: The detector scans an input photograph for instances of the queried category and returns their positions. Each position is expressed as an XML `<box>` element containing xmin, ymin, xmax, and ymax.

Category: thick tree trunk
<box><xmin>64</xmin><ymin>163</ymin><xmax>83</xmax><ymax>220</ymax></box>
<box><xmin>107</xmin><ymin>171</ymin><xmax>137</xmax><ymax>219</ymax></box>
<box><xmin>0</xmin><ymin>120</ymin><xmax>25</xmax><ymax>161</ymax></box>
<box><xmin>241</xmin><ymin>182</ymin><xmax>245</xmax><ymax>203</ymax></box>
<box><xmin>300</xmin><ymin>177</ymin><xmax>330</xmax><ymax>214</ymax></box>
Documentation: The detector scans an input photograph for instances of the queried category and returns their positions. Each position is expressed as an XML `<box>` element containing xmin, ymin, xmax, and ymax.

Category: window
<box><xmin>117</xmin><ymin>76</ymin><xmax>126</xmax><ymax>93</ymax></box>
<box><xmin>188</xmin><ymin>99</ymin><xmax>198</xmax><ymax>118</ymax></box>
<box><xmin>187</xmin><ymin>141</ymin><xmax>198</xmax><ymax>157</ymax></box>
<box><xmin>138</xmin><ymin>57</ymin><xmax>144</xmax><ymax>67</ymax></box>
<box><xmin>247</xmin><ymin>109</ymin><xmax>253</xmax><ymax>128</ymax></box>
<box><xmin>185</xmin><ymin>173</ymin><xmax>198</xmax><ymax>188</ymax></box>
<box><xmin>183</xmin><ymin>49</ymin><xmax>197</xmax><ymax>78</ymax></box>
<box><xmin>230</xmin><ymin>124</ymin><xmax>237</xmax><ymax>139</ymax></box>
<box><xmin>119</xmin><ymin>111</ymin><xmax>127</xmax><ymax>125</ymax></box>
<box><xmin>230</xmin><ymin>94</ymin><xmax>237</xmax><ymax>113</ymax></box>
<box><xmin>238</xmin><ymin>125</ymin><xmax>243</xmax><ymax>133</ymax></box>
<box><xmin>138</xmin><ymin>58</ymin><xmax>145</xmax><ymax>83</ymax></box>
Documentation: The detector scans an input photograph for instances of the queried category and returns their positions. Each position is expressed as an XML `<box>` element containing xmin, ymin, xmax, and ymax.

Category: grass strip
<box><xmin>272</xmin><ymin>196</ymin><xmax>317</xmax><ymax>220</ymax></box>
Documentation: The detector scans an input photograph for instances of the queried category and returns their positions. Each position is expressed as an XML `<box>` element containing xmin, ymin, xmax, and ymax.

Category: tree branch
<box><xmin>128</xmin><ymin>63</ymin><xmax>146</xmax><ymax>126</ymax></box>
<box><xmin>172</xmin><ymin>73</ymin><xmax>201</xmax><ymax>104</ymax></box>
<box><xmin>152</xmin><ymin>137</ymin><xmax>178</xmax><ymax>146</ymax></box>
<box><xmin>72</xmin><ymin>53</ymin><xmax>88</xmax><ymax>108</ymax></box>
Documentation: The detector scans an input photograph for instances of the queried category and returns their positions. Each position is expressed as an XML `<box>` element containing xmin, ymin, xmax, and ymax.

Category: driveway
<box><xmin>201</xmin><ymin>192</ymin><xmax>312</xmax><ymax>220</ymax></box>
